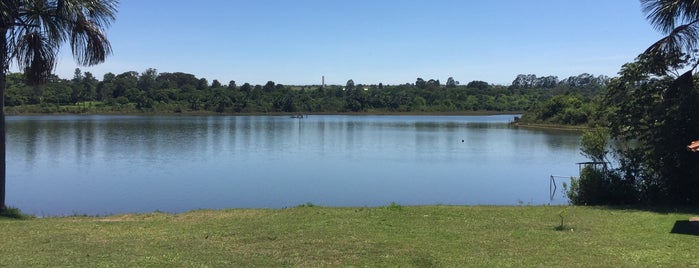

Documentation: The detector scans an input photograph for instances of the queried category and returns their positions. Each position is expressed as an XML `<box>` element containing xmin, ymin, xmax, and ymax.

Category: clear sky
<box><xmin>48</xmin><ymin>0</ymin><xmax>664</xmax><ymax>86</ymax></box>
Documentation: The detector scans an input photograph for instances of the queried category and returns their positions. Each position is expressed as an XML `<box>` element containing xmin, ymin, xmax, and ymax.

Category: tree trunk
<box><xmin>0</xmin><ymin>28</ymin><xmax>7</xmax><ymax>212</ymax></box>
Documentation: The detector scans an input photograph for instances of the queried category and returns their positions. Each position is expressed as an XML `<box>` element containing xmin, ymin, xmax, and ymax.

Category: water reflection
<box><xmin>6</xmin><ymin>115</ymin><xmax>583</xmax><ymax>216</ymax></box>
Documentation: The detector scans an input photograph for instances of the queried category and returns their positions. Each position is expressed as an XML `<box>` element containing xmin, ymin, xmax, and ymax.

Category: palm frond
<box><xmin>14</xmin><ymin>31</ymin><xmax>57</xmax><ymax>85</ymax></box>
<box><xmin>59</xmin><ymin>0</ymin><xmax>117</xmax><ymax>66</ymax></box>
<box><xmin>58</xmin><ymin>0</ymin><xmax>118</xmax><ymax>28</ymax></box>
<box><xmin>4</xmin><ymin>0</ymin><xmax>117</xmax><ymax>84</ymax></box>
<box><xmin>0</xmin><ymin>0</ymin><xmax>20</xmax><ymax>27</ymax></box>
<box><xmin>17</xmin><ymin>0</ymin><xmax>66</xmax><ymax>45</ymax></box>
<box><xmin>70</xmin><ymin>17</ymin><xmax>111</xmax><ymax>66</ymax></box>
<box><xmin>645</xmin><ymin>19</ymin><xmax>699</xmax><ymax>54</ymax></box>
<box><xmin>642</xmin><ymin>0</ymin><xmax>699</xmax><ymax>34</ymax></box>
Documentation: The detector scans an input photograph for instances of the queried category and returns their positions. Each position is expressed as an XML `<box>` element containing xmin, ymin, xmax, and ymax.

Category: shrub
<box><xmin>386</xmin><ymin>202</ymin><xmax>403</xmax><ymax>211</ymax></box>
<box><xmin>115</xmin><ymin>96</ymin><xmax>129</xmax><ymax>105</ymax></box>
<box><xmin>296</xmin><ymin>202</ymin><xmax>316</xmax><ymax>208</ymax></box>
<box><xmin>0</xmin><ymin>207</ymin><xmax>33</xmax><ymax>220</ymax></box>
<box><xmin>566</xmin><ymin>128</ymin><xmax>639</xmax><ymax>205</ymax></box>
<box><xmin>566</xmin><ymin>166</ymin><xmax>637</xmax><ymax>205</ymax></box>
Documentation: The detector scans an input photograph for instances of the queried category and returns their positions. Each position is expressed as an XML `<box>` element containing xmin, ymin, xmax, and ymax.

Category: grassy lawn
<box><xmin>1</xmin><ymin>205</ymin><xmax>697</xmax><ymax>267</ymax></box>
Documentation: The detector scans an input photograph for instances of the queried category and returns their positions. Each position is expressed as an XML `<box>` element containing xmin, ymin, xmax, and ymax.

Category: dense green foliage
<box><xmin>521</xmin><ymin>94</ymin><xmax>606</xmax><ymax>126</ymax></box>
<box><xmin>567</xmin><ymin>57</ymin><xmax>699</xmax><ymax>206</ymax></box>
<box><xmin>603</xmin><ymin>59</ymin><xmax>699</xmax><ymax>205</ymax></box>
<box><xmin>1</xmin><ymin>206</ymin><xmax>697</xmax><ymax>267</ymax></box>
<box><xmin>567</xmin><ymin>166</ymin><xmax>639</xmax><ymax>206</ymax></box>
<box><xmin>605</xmin><ymin>0</ymin><xmax>699</xmax><ymax>205</ymax></box>
<box><xmin>567</xmin><ymin>129</ymin><xmax>638</xmax><ymax>206</ymax></box>
<box><xmin>517</xmin><ymin>73</ymin><xmax>609</xmax><ymax>126</ymax></box>
<box><xmin>4</xmin><ymin>70</ymin><xmax>616</xmax><ymax>115</ymax></box>
<box><xmin>565</xmin><ymin>0</ymin><xmax>699</xmax><ymax>206</ymax></box>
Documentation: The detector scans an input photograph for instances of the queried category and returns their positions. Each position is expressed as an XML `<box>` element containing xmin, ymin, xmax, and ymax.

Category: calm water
<box><xmin>6</xmin><ymin>115</ymin><xmax>582</xmax><ymax>216</ymax></box>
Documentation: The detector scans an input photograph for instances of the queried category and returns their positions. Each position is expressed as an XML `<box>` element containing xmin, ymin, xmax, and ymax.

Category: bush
<box><xmin>0</xmin><ymin>207</ymin><xmax>33</xmax><ymax>220</ymax></box>
<box><xmin>115</xmin><ymin>96</ymin><xmax>129</xmax><ymax>105</ymax></box>
<box><xmin>566</xmin><ymin>128</ymin><xmax>638</xmax><ymax>205</ymax></box>
<box><xmin>567</xmin><ymin>166</ymin><xmax>637</xmax><ymax>205</ymax></box>
<box><xmin>386</xmin><ymin>202</ymin><xmax>403</xmax><ymax>211</ymax></box>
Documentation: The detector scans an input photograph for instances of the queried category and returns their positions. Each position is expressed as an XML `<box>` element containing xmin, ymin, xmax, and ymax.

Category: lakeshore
<box><xmin>5</xmin><ymin>103</ymin><xmax>590</xmax><ymax>131</ymax></box>
<box><xmin>3</xmin><ymin>103</ymin><xmax>524</xmax><ymax>117</ymax></box>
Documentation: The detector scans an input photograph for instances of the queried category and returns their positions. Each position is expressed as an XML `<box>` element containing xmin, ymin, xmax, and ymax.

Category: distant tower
<box><xmin>322</xmin><ymin>76</ymin><xmax>325</xmax><ymax>89</ymax></box>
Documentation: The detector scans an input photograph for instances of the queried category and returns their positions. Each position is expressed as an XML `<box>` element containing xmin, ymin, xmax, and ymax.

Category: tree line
<box><xmin>4</xmin><ymin>69</ymin><xmax>606</xmax><ymax>114</ymax></box>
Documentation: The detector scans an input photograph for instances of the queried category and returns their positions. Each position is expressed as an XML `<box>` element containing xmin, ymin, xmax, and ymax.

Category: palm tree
<box><xmin>0</xmin><ymin>0</ymin><xmax>117</xmax><ymax>211</ymax></box>
<box><xmin>642</xmin><ymin>0</ymin><xmax>699</xmax><ymax>67</ymax></box>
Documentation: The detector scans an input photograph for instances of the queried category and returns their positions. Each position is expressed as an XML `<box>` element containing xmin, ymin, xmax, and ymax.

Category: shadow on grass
<box><xmin>670</xmin><ymin>220</ymin><xmax>699</xmax><ymax>236</ymax></box>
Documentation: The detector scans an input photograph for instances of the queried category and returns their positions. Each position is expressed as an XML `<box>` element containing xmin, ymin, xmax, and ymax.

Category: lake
<box><xmin>6</xmin><ymin>114</ymin><xmax>583</xmax><ymax>216</ymax></box>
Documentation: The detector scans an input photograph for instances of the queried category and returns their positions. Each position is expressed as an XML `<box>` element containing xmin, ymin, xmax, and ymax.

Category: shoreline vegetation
<box><xmin>4</xmin><ymin>103</ymin><xmax>524</xmax><ymax>117</ymax></box>
<box><xmin>513</xmin><ymin>122</ymin><xmax>590</xmax><ymax>131</ymax></box>
<box><xmin>0</xmin><ymin>205</ymin><xmax>696</xmax><ymax>266</ymax></box>
<box><xmin>6</xmin><ymin>103</ymin><xmax>593</xmax><ymax>131</ymax></box>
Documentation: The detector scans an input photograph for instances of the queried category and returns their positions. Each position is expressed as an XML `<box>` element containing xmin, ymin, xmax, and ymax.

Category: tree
<box><xmin>640</xmin><ymin>0</ymin><xmax>699</xmax><ymax>60</ymax></box>
<box><xmin>211</xmin><ymin>79</ymin><xmax>222</xmax><ymax>88</ymax></box>
<box><xmin>446</xmin><ymin>77</ymin><xmax>458</xmax><ymax>88</ymax></box>
<box><xmin>345</xmin><ymin>79</ymin><xmax>355</xmax><ymax>91</ymax></box>
<box><xmin>0</xmin><ymin>0</ymin><xmax>117</xmax><ymax>211</ymax></box>
<box><xmin>415</xmin><ymin>78</ymin><xmax>426</xmax><ymax>89</ymax></box>
<box><xmin>511</xmin><ymin>74</ymin><xmax>559</xmax><ymax>89</ymax></box>
<box><xmin>113</xmin><ymin>71</ymin><xmax>138</xmax><ymax>98</ymax></box>
<box><xmin>97</xmin><ymin>72</ymin><xmax>116</xmax><ymax>101</ymax></box>
<box><xmin>426</xmin><ymin>79</ymin><xmax>440</xmax><ymax>90</ymax></box>
<box><xmin>72</xmin><ymin>70</ymin><xmax>97</xmax><ymax>103</ymax></box>
<box><xmin>72</xmin><ymin>68</ymin><xmax>84</xmax><ymax>83</ymax></box>
<box><xmin>466</xmin><ymin>80</ymin><xmax>490</xmax><ymax>90</ymax></box>
<box><xmin>567</xmin><ymin>128</ymin><xmax>638</xmax><ymax>205</ymax></box>
<box><xmin>511</xmin><ymin>74</ymin><xmax>536</xmax><ymax>88</ymax></box>
<box><xmin>263</xmin><ymin>81</ymin><xmax>275</xmax><ymax>92</ymax></box>
<box><xmin>580</xmin><ymin>128</ymin><xmax>610</xmax><ymax>163</ymax></box>
<box><xmin>71</xmin><ymin>68</ymin><xmax>86</xmax><ymax>102</ymax></box>
<box><xmin>209</xmin><ymin>88</ymin><xmax>230</xmax><ymax>112</ymax></box>
<box><xmin>197</xmin><ymin>78</ymin><xmax>208</xmax><ymax>90</ymax></box>
<box><xmin>600</xmin><ymin>0</ymin><xmax>699</xmax><ymax>205</ymax></box>
<box><xmin>138</xmin><ymin>68</ymin><xmax>158</xmax><ymax>92</ymax></box>
<box><xmin>240</xmin><ymin>82</ymin><xmax>251</xmax><ymax>93</ymax></box>
<box><xmin>83</xmin><ymin>72</ymin><xmax>98</xmax><ymax>90</ymax></box>
<box><xmin>156</xmin><ymin>72</ymin><xmax>198</xmax><ymax>89</ymax></box>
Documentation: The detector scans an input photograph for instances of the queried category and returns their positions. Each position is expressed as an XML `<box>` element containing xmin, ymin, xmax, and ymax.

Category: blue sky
<box><xmin>50</xmin><ymin>0</ymin><xmax>663</xmax><ymax>86</ymax></box>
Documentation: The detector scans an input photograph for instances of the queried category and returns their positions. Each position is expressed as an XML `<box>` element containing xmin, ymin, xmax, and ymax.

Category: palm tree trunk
<box><xmin>0</xmin><ymin>28</ymin><xmax>7</xmax><ymax>212</ymax></box>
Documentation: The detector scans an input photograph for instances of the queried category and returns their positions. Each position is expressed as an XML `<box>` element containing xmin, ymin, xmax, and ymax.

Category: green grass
<box><xmin>1</xmin><ymin>206</ymin><xmax>697</xmax><ymax>267</ymax></box>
